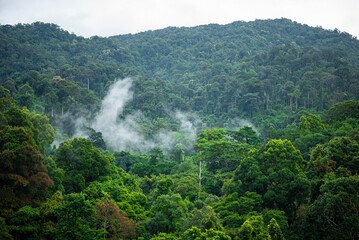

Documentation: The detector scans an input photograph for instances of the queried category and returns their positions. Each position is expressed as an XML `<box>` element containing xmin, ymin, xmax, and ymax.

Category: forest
<box><xmin>0</xmin><ymin>18</ymin><xmax>359</xmax><ymax>240</ymax></box>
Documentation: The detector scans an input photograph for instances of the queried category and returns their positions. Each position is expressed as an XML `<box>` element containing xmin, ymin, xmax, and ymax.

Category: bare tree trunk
<box><xmin>61</xmin><ymin>102</ymin><xmax>64</xmax><ymax>117</ymax></box>
<box><xmin>103</xmin><ymin>221</ymin><xmax>106</xmax><ymax>239</ymax></box>
<box><xmin>312</xmin><ymin>96</ymin><xmax>314</xmax><ymax>108</ymax></box>
<box><xmin>295</xmin><ymin>96</ymin><xmax>298</xmax><ymax>110</ymax></box>
<box><xmin>265</xmin><ymin>92</ymin><xmax>269</xmax><ymax>111</ymax></box>
<box><xmin>199</xmin><ymin>151</ymin><xmax>202</xmax><ymax>189</ymax></box>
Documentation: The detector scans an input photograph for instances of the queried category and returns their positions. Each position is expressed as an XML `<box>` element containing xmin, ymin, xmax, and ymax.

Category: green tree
<box><xmin>183</xmin><ymin>206</ymin><xmax>222</xmax><ymax>232</ymax></box>
<box><xmin>150</xmin><ymin>232</ymin><xmax>181</xmax><ymax>240</ymax></box>
<box><xmin>267</xmin><ymin>218</ymin><xmax>285</xmax><ymax>240</ymax></box>
<box><xmin>55</xmin><ymin>137</ymin><xmax>113</xmax><ymax>193</ymax></box>
<box><xmin>51</xmin><ymin>76</ymin><xmax>79</xmax><ymax>116</ymax></box>
<box><xmin>303</xmin><ymin>177</ymin><xmax>359</xmax><ymax>240</ymax></box>
<box><xmin>130</xmin><ymin>149</ymin><xmax>176</xmax><ymax>177</ymax></box>
<box><xmin>196</xmin><ymin>128</ymin><xmax>254</xmax><ymax>173</ymax></box>
<box><xmin>155</xmin><ymin>177</ymin><xmax>174</xmax><ymax>196</ymax></box>
<box><xmin>83</xmin><ymin>173</ymin><xmax>148</xmax><ymax>222</ymax></box>
<box><xmin>225</xmin><ymin>152</ymin><xmax>268</xmax><ymax>195</ymax></box>
<box><xmin>293</xmin><ymin>132</ymin><xmax>328</xmax><ymax>160</ymax></box>
<box><xmin>8</xmin><ymin>206</ymin><xmax>41</xmax><ymax>240</ymax></box>
<box><xmin>94</xmin><ymin>198</ymin><xmax>137</xmax><ymax>240</ymax></box>
<box><xmin>16</xmin><ymin>83</ymin><xmax>35</xmax><ymax>109</ymax></box>
<box><xmin>214</xmin><ymin>191</ymin><xmax>263</xmax><ymax>228</ymax></box>
<box><xmin>0</xmin><ymin>217</ymin><xmax>13</xmax><ymax>240</ymax></box>
<box><xmin>113</xmin><ymin>150</ymin><xmax>145</xmax><ymax>172</ymax></box>
<box><xmin>233</xmin><ymin>139</ymin><xmax>310</xmax><ymax>220</ymax></box>
<box><xmin>39</xmin><ymin>191</ymin><xmax>63</xmax><ymax>239</ymax></box>
<box><xmin>227</xmin><ymin>126</ymin><xmax>260</xmax><ymax>145</ymax></box>
<box><xmin>0</xmin><ymin>126</ymin><xmax>53</xmax><ymax>216</ymax></box>
<box><xmin>171</xmin><ymin>146</ymin><xmax>185</xmax><ymax>163</ymax></box>
<box><xmin>22</xmin><ymin>108</ymin><xmax>55</xmax><ymax>153</ymax></box>
<box><xmin>43</xmin><ymin>157</ymin><xmax>65</xmax><ymax>194</ymax></box>
<box><xmin>309</xmin><ymin>136</ymin><xmax>359</xmax><ymax>176</ymax></box>
<box><xmin>237</xmin><ymin>215</ymin><xmax>271</xmax><ymax>240</ymax></box>
<box><xmin>55</xmin><ymin>193</ymin><xmax>98</xmax><ymax>240</ymax></box>
<box><xmin>237</xmin><ymin>220</ymin><xmax>254</xmax><ymax>240</ymax></box>
<box><xmin>183</xmin><ymin>226</ymin><xmax>231</xmax><ymax>240</ymax></box>
<box><xmin>262</xmin><ymin>210</ymin><xmax>288</xmax><ymax>234</ymax></box>
<box><xmin>85</xmin><ymin>127</ymin><xmax>107</xmax><ymax>151</ymax></box>
<box><xmin>196</xmin><ymin>129</ymin><xmax>227</xmax><ymax>145</ymax></box>
<box><xmin>202</xmin><ymin>140</ymin><xmax>253</xmax><ymax>173</ymax></box>
<box><xmin>45</xmin><ymin>89</ymin><xmax>58</xmax><ymax>117</ymax></box>
<box><xmin>327</xmin><ymin>100</ymin><xmax>359</xmax><ymax>122</ymax></box>
<box><xmin>298</xmin><ymin>114</ymin><xmax>325</xmax><ymax>132</ymax></box>
<box><xmin>173</xmin><ymin>173</ymin><xmax>200</xmax><ymax>202</ymax></box>
<box><xmin>260</xmin><ymin>139</ymin><xmax>310</xmax><ymax>217</ymax></box>
<box><xmin>147</xmin><ymin>194</ymin><xmax>188</xmax><ymax>234</ymax></box>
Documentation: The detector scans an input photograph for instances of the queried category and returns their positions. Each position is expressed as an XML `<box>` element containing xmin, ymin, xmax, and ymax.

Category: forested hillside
<box><xmin>1</xmin><ymin>19</ymin><xmax>359</xmax><ymax>240</ymax></box>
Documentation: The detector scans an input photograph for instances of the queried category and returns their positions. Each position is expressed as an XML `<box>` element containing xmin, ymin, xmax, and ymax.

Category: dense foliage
<box><xmin>1</xmin><ymin>18</ymin><xmax>359</xmax><ymax>239</ymax></box>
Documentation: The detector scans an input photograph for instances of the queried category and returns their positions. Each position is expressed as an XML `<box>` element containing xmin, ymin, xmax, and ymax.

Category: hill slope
<box><xmin>1</xmin><ymin>18</ymin><xmax>359</xmax><ymax>133</ymax></box>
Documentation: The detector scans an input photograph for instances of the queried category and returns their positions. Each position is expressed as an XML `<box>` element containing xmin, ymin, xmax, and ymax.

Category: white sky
<box><xmin>0</xmin><ymin>0</ymin><xmax>358</xmax><ymax>38</ymax></box>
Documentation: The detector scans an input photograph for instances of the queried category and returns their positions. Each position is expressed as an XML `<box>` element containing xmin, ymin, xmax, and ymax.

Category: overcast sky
<box><xmin>0</xmin><ymin>0</ymin><xmax>358</xmax><ymax>38</ymax></box>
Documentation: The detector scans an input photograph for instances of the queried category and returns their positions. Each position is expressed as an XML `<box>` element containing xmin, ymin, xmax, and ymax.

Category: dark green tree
<box><xmin>85</xmin><ymin>127</ymin><xmax>107</xmax><ymax>151</ymax></box>
<box><xmin>268</xmin><ymin>218</ymin><xmax>285</xmax><ymax>240</ymax></box>
<box><xmin>227</xmin><ymin>126</ymin><xmax>260</xmax><ymax>145</ymax></box>
<box><xmin>309</xmin><ymin>136</ymin><xmax>359</xmax><ymax>176</ymax></box>
<box><xmin>0</xmin><ymin>217</ymin><xmax>13</xmax><ymax>240</ymax></box>
<box><xmin>55</xmin><ymin>138</ymin><xmax>113</xmax><ymax>193</ymax></box>
<box><xmin>147</xmin><ymin>194</ymin><xmax>188</xmax><ymax>234</ymax></box>
<box><xmin>0</xmin><ymin>126</ymin><xmax>53</xmax><ymax>216</ymax></box>
<box><xmin>8</xmin><ymin>206</ymin><xmax>41</xmax><ymax>240</ymax></box>
<box><xmin>55</xmin><ymin>193</ymin><xmax>98</xmax><ymax>240</ymax></box>
<box><xmin>303</xmin><ymin>177</ymin><xmax>359</xmax><ymax>240</ymax></box>
<box><xmin>237</xmin><ymin>215</ymin><xmax>271</xmax><ymax>240</ymax></box>
<box><xmin>327</xmin><ymin>100</ymin><xmax>359</xmax><ymax>122</ymax></box>
<box><xmin>183</xmin><ymin>205</ymin><xmax>222</xmax><ymax>232</ymax></box>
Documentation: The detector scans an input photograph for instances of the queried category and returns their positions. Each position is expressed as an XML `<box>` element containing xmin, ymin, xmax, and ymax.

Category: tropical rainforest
<box><xmin>1</xmin><ymin>18</ymin><xmax>359</xmax><ymax>240</ymax></box>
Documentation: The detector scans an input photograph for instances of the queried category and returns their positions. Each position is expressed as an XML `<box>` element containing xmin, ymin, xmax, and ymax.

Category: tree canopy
<box><xmin>1</xmin><ymin>18</ymin><xmax>359</xmax><ymax>240</ymax></box>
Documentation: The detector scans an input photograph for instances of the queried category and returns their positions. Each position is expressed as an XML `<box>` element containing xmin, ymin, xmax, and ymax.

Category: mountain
<box><xmin>111</xmin><ymin>18</ymin><xmax>359</xmax><ymax>72</ymax></box>
<box><xmin>1</xmin><ymin>19</ymin><xmax>359</xmax><ymax>240</ymax></box>
<box><xmin>1</xmin><ymin>18</ymin><xmax>359</xmax><ymax>133</ymax></box>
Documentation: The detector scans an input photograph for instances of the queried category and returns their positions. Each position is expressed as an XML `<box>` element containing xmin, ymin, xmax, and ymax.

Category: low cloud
<box><xmin>54</xmin><ymin>78</ymin><xmax>201</xmax><ymax>154</ymax></box>
<box><xmin>53</xmin><ymin>78</ymin><xmax>258</xmax><ymax>153</ymax></box>
<box><xmin>226</xmin><ymin>117</ymin><xmax>259</xmax><ymax>134</ymax></box>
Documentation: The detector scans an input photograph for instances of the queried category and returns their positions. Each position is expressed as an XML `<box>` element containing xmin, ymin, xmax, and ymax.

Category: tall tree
<box><xmin>55</xmin><ymin>138</ymin><xmax>113</xmax><ymax>193</ymax></box>
<box><xmin>55</xmin><ymin>193</ymin><xmax>98</xmax><ymax>240</ymax></box>
<box><xmin>94</xmin><ymin>198</ymin><xmax>137</xmax><ymax>240</ymax></box>
<box><xmin>0</xmin><ymin>99</ymin><xmax>53</xmax><ymax>217</ymax></box>
<box><xmin>303</xmin><ymin>177</ymin><xmax>359</xmax><ymax>240</ymax></box>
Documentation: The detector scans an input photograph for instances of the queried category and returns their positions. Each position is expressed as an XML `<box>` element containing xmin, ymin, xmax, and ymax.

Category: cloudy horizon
<box><xmin>0</xmin><ymin>0</ymin><xmax>358</xmax><ymax>38</ymax></box>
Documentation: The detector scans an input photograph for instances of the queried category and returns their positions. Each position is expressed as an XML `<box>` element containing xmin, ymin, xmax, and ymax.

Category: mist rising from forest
<box><xmin>53</xmin><ymin>78</ymin><xmax>258</xmax><ymax>153</ymax></box>
<box><xmin>226</xmin><ymin>118</ymin><xmax>259</xmax><ymax>134</ymax></box>
<box><xmin>91</xmin><ymin>78</ymin><xmax>148</xmax><ymax>151</ymax></box>
<box><xmin>75</xmin><ymin>78</ymin><xmax>201</xmax><ymax>153</ymax></box>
